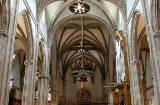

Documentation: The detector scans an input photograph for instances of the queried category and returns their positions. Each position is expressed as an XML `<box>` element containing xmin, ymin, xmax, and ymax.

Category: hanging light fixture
<box><xmin>69</xmin><ymin>0</ymin><xmax>90</xmax><ymax>14</ymax></box>
<box><xmin>70</xmin><ymin>49</ymin><xmax>95</xmax><ymax>77</ymax></box>
<box><xmin>69</xmin><ymin>0</ymin><xmax>94</xmax><ymax>78</ymax></box>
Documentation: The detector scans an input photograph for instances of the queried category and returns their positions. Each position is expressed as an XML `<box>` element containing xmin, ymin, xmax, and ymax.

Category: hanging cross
<box><xmin>77</xmin><ymin>74</ymin><xmax>88</xmax><ymax>90</ymax></box>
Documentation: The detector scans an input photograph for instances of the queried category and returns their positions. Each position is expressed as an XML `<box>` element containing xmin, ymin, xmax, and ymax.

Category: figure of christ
<box><xmin>80</xmin><ymin>81</ymin><xmax>85</xmax><ymax>90</ymax></box>
<box><xmin>77</xmin><ymin>75</ymin><xmax>88</xmax><ymax>90</ymax></box>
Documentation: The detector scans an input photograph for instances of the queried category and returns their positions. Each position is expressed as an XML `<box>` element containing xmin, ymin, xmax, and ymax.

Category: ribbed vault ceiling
<box><xmin>55</xmin><ymin>16</ymin><xmax>111</xmax><ymax>79</ymax></box>
<box><xmin>44</xmin><ymin>0</ymin><xmax>125</xmax><ymax>80</ymax></box>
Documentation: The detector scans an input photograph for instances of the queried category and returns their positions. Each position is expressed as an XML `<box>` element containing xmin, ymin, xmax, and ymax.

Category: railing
<box><xmin>58</xmin><ymin>103</ymin><xmax>108</xmax><ymax>105</ymax></box>
<box><xmin>58</xmin><ymin>96</ymin><xmax>108</xmax><ymax>105</ymax></box>
<box><xmin>90</xmin><ymin>103</ymin><xmax>109</xmax><ymax>105</ymax></box>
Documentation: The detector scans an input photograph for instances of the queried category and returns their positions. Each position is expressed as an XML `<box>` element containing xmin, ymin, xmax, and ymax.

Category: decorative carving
<box><xmin>0</xmin><ymin>33</ymin><xmax>7</xmax><ymax>37</ymax></box>
<box><xmin>154</xmin><ymin>31</ymin><xmax>160</xmax><ymax>38</ymax></box>
<box><xmin>132</xmin><ymin>59</ymin><xmax>141</xmax><ymax>66</ymax></box>
<box><xmin>24</xmin><ymin>60</ymin><xmax>33</xmax><ymax>66</ymax></box>
<box><xmin>0</xmin><ymin>1</ymin><xmax>7</xmax><ymax>30</ymax></box>
<box><xmin>38</xmin><ymin>74</ymin><xmax>50</xmax><ymax>79</ymax></box>
<box><xmin>0</xmin><ymin>30</ymin><xmax>8</xmax><ymax>36</ymax></box>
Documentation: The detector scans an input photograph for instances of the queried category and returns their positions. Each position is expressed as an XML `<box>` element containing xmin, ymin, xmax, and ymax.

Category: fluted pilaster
<box><xmin>130</xmin><ymin>59</ymin><xmax>144</xmax><ymax>105</ymax></box>
<box><xmin>101</xmin><ymin>79</ymin><xmax>105</xmax><ymax>103</ymax></box>
<box><xmin>51</xmin><ymin>89</ymin><xmax>59</xmax><ymax>105</ymax></box>
<box><xmin>62</xmin><ymin>79</ymin><xmax>67</xmax><ymax>97</ymax></box>
<box><xmin>37</xmin><ymin>74</ymin><xmax>50</xmax><ymax>105</ymax></box>
<box><xmin>0</xmin><ymin>0</ymin><xmax>19</xmax><ymax>105</ymax></box>
<box><xmin>22</xmin><ymin>60</ymin><xmax>35</xmax><ymax>105</ymax></box>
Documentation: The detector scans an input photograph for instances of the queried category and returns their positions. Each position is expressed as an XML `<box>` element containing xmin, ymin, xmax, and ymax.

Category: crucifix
<box><xmin>77</xmin><ymin>74</ymin><xmax>88</xmax><ymax>90</ymax></box>
<box><xmin>77</xmin><ymin>74</ymin><xmax>88</xmax><ymax>102</ymax></box>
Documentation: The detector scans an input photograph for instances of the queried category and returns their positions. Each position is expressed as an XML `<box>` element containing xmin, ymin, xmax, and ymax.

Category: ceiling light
<box><xmin>70</xmin><ymin>8</ymin><xmax>94</xmax><ymax>78</ymax></box>
<box><xmin>69</xmin><ymin>1</ymin><xmax>90</xmax><ymax>14</ymax></box>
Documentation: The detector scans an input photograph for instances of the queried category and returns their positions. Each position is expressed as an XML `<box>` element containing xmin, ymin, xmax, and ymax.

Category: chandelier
<box><xmin>70</xmin><ymin>44</ymin><xmax>94</xmax><ymax>78</ymax></box>
<box><xmin>70</xmin><ymin>1</ymin><xmax>94</xmax><ymax>78</ymax></box>
<box><xmin>69</xmin><ymin>0</ymin><xmax>90</xmax><ymax>14</ymax></box>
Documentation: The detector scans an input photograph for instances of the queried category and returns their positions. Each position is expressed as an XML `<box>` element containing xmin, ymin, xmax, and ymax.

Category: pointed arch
<box><xmin>129</xmin><ymin>11</ymin><xmax>142</xmax><ymax>60</ymax></box>
<box><xmin>21</xmin><ymin>11</ymin><xmax>34</xmax><ymax>60</ymax></box>
<box><xmin>128</xmin><ymin>10</ymin><xmax>152</xmax><ymax>105</ymax></box>
<box><xmin>49</xmin><ymin>14</ymin><xmax>116</xmax><ymax>46</ymax></box>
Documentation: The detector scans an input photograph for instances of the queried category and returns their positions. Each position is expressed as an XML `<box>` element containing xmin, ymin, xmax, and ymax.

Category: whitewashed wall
<box><xmin>18</xmin><ymin>0</ymin><xmax>48</xmax><ymax>44</ymax></box>
<box><xmin>40</xmin><ymin>10</ymin><xmax>48</xmax><ymax>40</ymax></box>
<box><xmin>117</xmin><ymin>11</ymin><xmax>124</xmax><ymax>30</ymax></box>
<box><xmin>127</xmin><ymin>0</ymin><xmax>144</xmax><ymax>38</ymax></box>
<box><xmin>12</xmin><ymin>53</ymin><xmax>21</xmax><ymax>99</ymax></box>
<box><xmin>93</xmin><ymin>68</ymin><xmax>102</xmax><ymax>98</ymax></box>
<box><xmin>66</xmin><ymin>68</ymin><xmax>102</xmax><ymax>99</ymax></box>
<box><xmin>46</xmin><ymin>1</ymin><xmax>62</xmax><ymax>28</ymax></box>
<box><xmin>26</xmin><ymin>0</ymin><xmax>36</xmax><ymax>18</ymax></box>
<box><xmin>141</xmin><ymin>51</ymin><xmax>154</xmax><ymax>104</ymax></box>
<box><xmin>126</xmin><ymin>0</ymin><xmax>136</xmax><ymax>18</ymax></box>
<box><xmin>53</xmin><ymin>1</ymin><xmax>112</xmax><ymax>27</ymax></box>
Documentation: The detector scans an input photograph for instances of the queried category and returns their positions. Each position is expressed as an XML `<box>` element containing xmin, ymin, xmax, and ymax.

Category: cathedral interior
<box><xmin>0</xmin><ymin>0</ymin><xmax>160</xmax><ymax>105</ymax></box>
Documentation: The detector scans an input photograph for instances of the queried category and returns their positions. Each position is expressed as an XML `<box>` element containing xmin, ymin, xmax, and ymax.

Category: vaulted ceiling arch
<box><xmin>37</xmin><ymin>0</ymin><xmax>126</xmax><ymax>22</ymax></box>
<box><xmin>62</xmin><ymin>51</ymin><xmax>104</xmax><ymax>78</ymax></box>
<box><xmin>49</xmin><ymin>14</ymin><xmax>116</xmax><ymax>45</ymax></box>
<box><xmin>48</xmin><ymin>0</ymin><xmax>117</xmax><ymax>80</ymax></box>
<box><xmin>47</xmin><ymin>0</ymin><xmax>117</xmax><ymax>30</ymax></box>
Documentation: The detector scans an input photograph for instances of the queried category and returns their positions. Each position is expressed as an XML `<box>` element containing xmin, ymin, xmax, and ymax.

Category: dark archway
<box><xmin>76</xmin><ymin>88</ymin><xmax>91</xmax><ymax>105</ymax></box>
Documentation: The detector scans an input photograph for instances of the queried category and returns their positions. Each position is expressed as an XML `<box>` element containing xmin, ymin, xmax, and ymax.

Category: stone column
<box><xmin>55</xmin><ymin>90</ymin><xmax>59</xmax><ymax>105</ymax></box>
<box><xmin>22</xmin><ymin>60</ymin><xmax>35</xmax><ymax>105</ymax></box>
<box><xmin>62</xmin><ymin>79</ymin><xmax>66</xmax><ymax>97</ymax></box>
<box><xmin>101</xmin><ymin>79</ymin><xmax>105</xmax><ymax>103</ymax></box>
<box><xmin>37</xmin><ymin>74</ymin><xmax>49</xmax><ymax>105</ymax></box>
<box><xmin>50</xmin><ymin>43</ymin><xmax>58</xmax><ymax>105</ymax></box>
<box><xmin>51</xmin><ymin>90</ymin><xmax>56</xmax><ymax>105</ymax></box>
<box><xmin>130</xmin><ymin>60</ymin><xmax>144</xmax><ymax>105</ymax></box>
<box><xmin>109</xmin><ymin>91</ymin><xmax>113</xmax><ymax>105</ymax></box>
<box><xmin>141</xmin><ymin>0</ymin><xmax>160</xmax><ymax>105</ymax></box>
<box><xmin>0</xmin><ymin>32</ymin><xmax>7</xmax><ymax>86</ymax></box>
<box><xmin>0</xmin><ymin>0</ymin><xmax>19</xmax><ymax>105</ymax></box>
<box><xmin>123</xmin><ymin>81</ymin><xmax>131</xmax><ymax>105</ymax></box>
<box><xmin>0</xmin><ymin>32</ymin><xmax>8</xmax><ymax>105</ymax></box>
<box><xmin>51</xmin><ymin>89</ymin><xmax>59</xmax><ymax>105</ymax></box>
<box><xmin>50</xmin><ymin>74</ymin><xmax>57</xmax><ymax>105</ymax></box>
<box><xmin>118</xmin><ymin>31</ymin><xmax>131</xmax><ymax>105</ymax></box>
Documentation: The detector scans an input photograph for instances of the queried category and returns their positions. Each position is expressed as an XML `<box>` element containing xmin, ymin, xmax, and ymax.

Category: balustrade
<box><xmin>58</xmin><ymin>96</ymin><xmax>108</xmax><ymax>105</ymax></box>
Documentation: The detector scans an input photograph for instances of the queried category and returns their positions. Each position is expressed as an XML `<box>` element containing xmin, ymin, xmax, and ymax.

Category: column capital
<box><xmin>24</xmin><ymin>60</ymin><xmax>33</xmax><ymax>66</ymax></box>
<box><xmin>153</xmin><ymin>30</ymin><xmax>160</xmax><ymax>38</ymax></box>
<box><xmin>38</xmin><ymin>74</ymin><xmax>50</xmax><ymax>79</ymax></box>
<box><xmin>132</xmin><ymin>59</ymin><xmax>141</xmax><ymax>66</ymax></box>
<box><xmin>16</xmin><ymin>0</ymin><xmax>20</xmax><ymax>2</ymax></box>
<box><xmin>124</xmin><ymin>22</ymin><xmax>128</xmax><ymax>27</ymax></box>
<box><xmin>50</xmin><ymin>89</ymin><xmax>59</xmax><ymax>92</ymax></box>
<box><xmin>123</xmin><ymin>80</ymin><xmax>130</xmax><ymax>86</ymax></box>
<box><xmin>36</xmin><ymin>23</ymin><xmax>40</xmax><ymax>27</ymax></box>
<box><xmin>0</xmin><ymin>30</ymin><xmax>8</xmax><ymax>37</ymax></box>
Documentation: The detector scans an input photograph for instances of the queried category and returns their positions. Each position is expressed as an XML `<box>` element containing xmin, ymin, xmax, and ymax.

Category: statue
<box><xmin>77</xmin><ymin>73</ymin><xmax>88</xmax><ymax>90</ymax></box>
